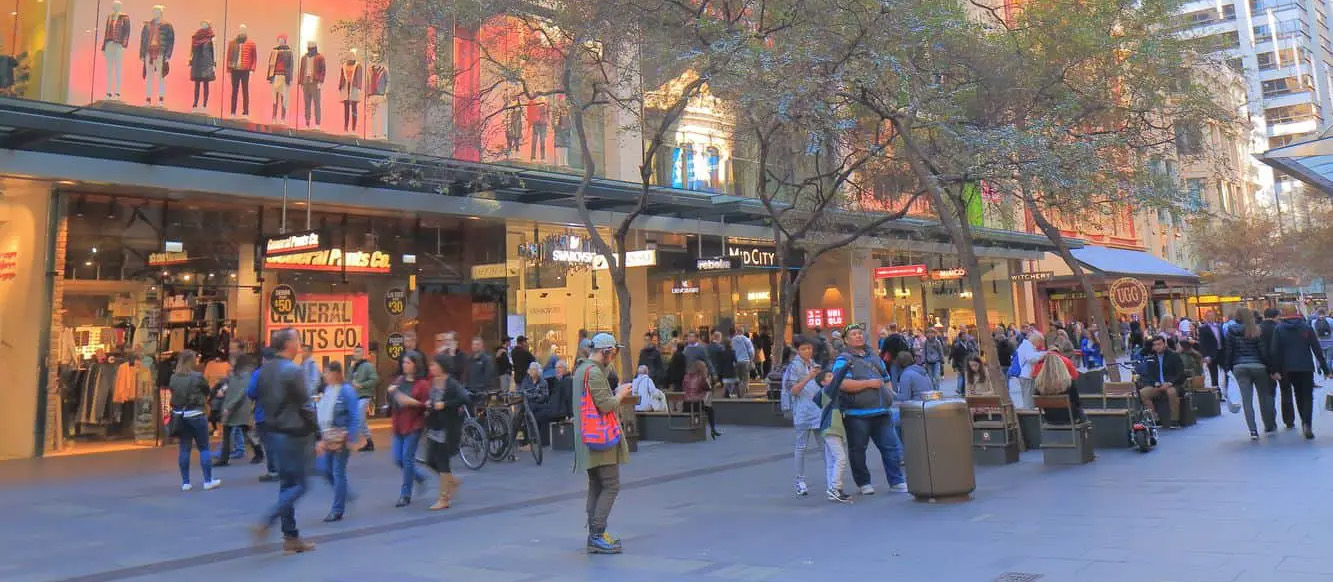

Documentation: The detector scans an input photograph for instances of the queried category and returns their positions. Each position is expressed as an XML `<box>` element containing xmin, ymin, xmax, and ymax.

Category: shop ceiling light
<box><xmin>165</xmin><ymin>241</ymin><xmax>184</xmax><ymax>252</ymax></box>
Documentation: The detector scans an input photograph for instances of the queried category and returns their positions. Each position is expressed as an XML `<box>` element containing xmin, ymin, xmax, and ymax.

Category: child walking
<box><xmin>783</xmin><ymin>338</ymin><xmax>824</xmax><ymax>496</ymax></box>
<box><xmin>815</xmin><ymin>366</ymin><xmax>852</xmax><ymax>503</ymax></box>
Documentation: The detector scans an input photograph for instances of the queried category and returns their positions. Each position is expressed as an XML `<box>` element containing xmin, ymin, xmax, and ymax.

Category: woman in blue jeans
<box><xmin>388</xmin><ymin>352</ymin><xmax>431</xmax><ymax>507</ymax></box>
<box><xmin>315</xmin><ymin>361</ymin><xmax>363</xmax><ymax>521</ymax></box>
<box><xmin>168</xmin><ymin>350</ymin><xmax>221</xmax><ymax>492</ymax></box>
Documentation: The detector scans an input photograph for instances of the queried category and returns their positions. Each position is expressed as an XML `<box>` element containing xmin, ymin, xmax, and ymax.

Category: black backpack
<box><xmin>1316</xmin><ymin>317</ymin><xmax>1331</xmax><ymax>339</ymax></box>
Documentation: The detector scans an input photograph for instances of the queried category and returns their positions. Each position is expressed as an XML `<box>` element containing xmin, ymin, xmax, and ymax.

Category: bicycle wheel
<box><xmin>459</xmin><ymin>419</ymin><xmax>488</xmax><ymax>470</ymax></box>
<box><xmin>485</xmin><ymin>410</ymin><xmax>513</xmax><ymax>462</ymax></box>
<box><xmin>523</xmin><ymin>406</ymin><xmax>543</xmax><ymax>465</ymax></box>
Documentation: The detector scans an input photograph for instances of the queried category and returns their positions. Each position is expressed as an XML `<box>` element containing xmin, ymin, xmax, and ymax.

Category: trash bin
<box><xmin>900</xmin><ymin>398</ymin><xmax>976</xmax><ymax>502</ymax></box>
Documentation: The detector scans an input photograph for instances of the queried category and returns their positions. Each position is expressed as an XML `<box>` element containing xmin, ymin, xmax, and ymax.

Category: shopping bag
<box><xmin>1224</xmin><ymin>372</ymin><xmax>1241</xmax><ymax>414</ymax></box>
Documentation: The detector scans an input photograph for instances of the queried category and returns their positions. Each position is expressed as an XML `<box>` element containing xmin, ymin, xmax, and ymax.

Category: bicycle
<box><xmin>474</xmin><ymin>390</ymin><xmax>514</xmax><ymax>462</ymax></box>
<box><xmin>503</xmin><ymin>390</ymin><xmax>544</xmax><ymax>465</ymax></box>
<box><xmin>458</xmin><ymin>403</ymin><xmax>489</xmax><ymax>470</ymax></box>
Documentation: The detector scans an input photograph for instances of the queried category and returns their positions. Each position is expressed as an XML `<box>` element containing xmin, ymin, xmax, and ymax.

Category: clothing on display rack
<box><xmin>112</xmin><ymin>360</ymin><xmax>139</xmax><ymax>403</ymax></box>
<box><xmin>76</xmin><ymin>360</ymin><xmax>121</xmax><ymax>425</ymax></box>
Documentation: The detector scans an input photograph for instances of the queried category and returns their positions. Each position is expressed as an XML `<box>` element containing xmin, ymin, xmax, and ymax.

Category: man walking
<box><xmin>466</xmin><ymin>336</ymin><xmax>499</xmax><ymax>395</ymax></box>
<box><xmin>731</xmin><ymin>326</ymin><xmax>756</xmax><ymax>398</ymax></box>
<box><xmin>829</xmin><ymin>323</ymin><xmax>906</xmax><ymax>496</ymax></box>
<box><xmin>350</xmin><ymin>344</ymin><xmax>379</xmax><ymax>452</ymax></box>
<box><xmin>637</xmin><ymin>332</ymin><xmax>665</xmax><ymax>387</ymax></box>
<box><xmin>572</xmin><ymin>333</ymin><xmax>634</xmax><ymax>554</ymax></box>
<box><xmin>247</xmin><ymin>349</ymin><xmax>280</xmax><ymax>482</ymax></box>
<box><xmin>511</xmin><ymin>335</ymin><xmax>537</xmax><ymax>385</ymax></box>
<box><xmin>1269</xmin><ymin>304</ymin><xmax>1330</xmax><ymax>439</ymax></box>
<box><xmin>252</xmin><ymin>328</ymin><xmax>316</xmax><ymax>553</ymax></box>
<box><xmin>1197</xmin><ymin>311</ymin><xmax>1226</xmax><ymax>390</ymax></box>
<box><xmin>1015</xmin><ymin>331</ymin><xmax>1046</xmax><ymax>408</ymax></box>
<box><xmin>921</xmin><ymin>328</ymin><xmax>945</xmax><ymax>390</ymax></box>
<box><xmin>1259</xmin><ymin>308</ymin><xmax>1296</xmax><ymax>429</ymax></box>
<box><xmin>1311</xmin><ymin>308</ymin><xmax>1333</xmax><ymax>367</ymax></box>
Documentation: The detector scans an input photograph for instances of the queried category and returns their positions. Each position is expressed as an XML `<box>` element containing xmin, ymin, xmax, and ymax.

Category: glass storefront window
<box><xmin>649</xmin><ymin>271</ymin><xmax>775</xmax><ymax>339</ymax></box>
<box><xmin>505</xmin><ymin>224</ymin><xmax>618</xmax><ymax>360</ymax></box>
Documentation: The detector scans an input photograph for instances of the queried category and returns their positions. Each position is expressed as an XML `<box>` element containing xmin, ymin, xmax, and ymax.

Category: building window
<box><xmin>706</xmin><ymin>147</ymin><xmax>721</xmax><ymax>191</ymax></box>
<box><xmin>1175</xmin><ymin>122</ymin><xmax>1203</xmax><ymax>156</ymax></box>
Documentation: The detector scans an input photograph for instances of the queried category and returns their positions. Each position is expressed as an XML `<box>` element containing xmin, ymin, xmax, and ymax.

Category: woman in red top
<box><xmin>682</xmin><ymin>360</ymin><xmax>720</xmax><ymax>439</ymax></box>
<box><xmin>388</xmin><ymin>352</ymin><xmax>431</xmax><ymax>507</ymax></box>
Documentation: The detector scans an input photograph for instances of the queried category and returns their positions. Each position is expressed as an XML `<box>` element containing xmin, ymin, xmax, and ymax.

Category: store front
<box><xmin>869</xmin><ymin>256</ymin><xmax>1019</xmax><ymax>332</ymax></box>
<box><xmin>1033</xmin><ymin>246</ymin><xmax>1199</xmax><ymax>330</ymax></box>
<box><xmin>647</xmin><ymin>238</ymin><xmax>798</xmax><ymax>341</ymax></box>
<box><xmin>25</xmin><ymin>188</ymin><xmax>505</xmax><ymax>457</ymax></box>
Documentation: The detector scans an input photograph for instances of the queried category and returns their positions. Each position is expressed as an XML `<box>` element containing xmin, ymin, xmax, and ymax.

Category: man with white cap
<box><xmin>572</xmin><ymin>332</ymin><xmax>634</xmax><ymax>554</ymax></box>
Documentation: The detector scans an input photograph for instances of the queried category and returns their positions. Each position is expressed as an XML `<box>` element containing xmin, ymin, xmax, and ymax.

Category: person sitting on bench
<box><xmin>1033</xmin><ymin>351</ymin><xmax>1084</xmax><ymax>424</ymax></box>
<box><xmin>1138</xmin><ymin>335</ymin><xmax>1185</xmax><ymax>428</ymax></box>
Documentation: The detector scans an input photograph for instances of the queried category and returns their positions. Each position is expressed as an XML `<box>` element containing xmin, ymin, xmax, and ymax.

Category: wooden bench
<box><xmin>1017</xmin><ymin>409</ymin><xmax>1042</xmax><ymax>449</ymax></box>
<box><xmin>966</xmin><ymin>396</ymin><xmax>1019</xmax><ymax>465</ymax></box>
<box><xmin>711</xmin><ymin>398</ymin><xmax>790</xmax><ymax>427</ymax></box>
<box><xmin>1085</xmin><ymin>409</ymin><xmax>1132</xmax><ymax>449</ymax></box>
<box><xmin>638</xmin><ymin>395</ymin><xmax>707</xmax><ymax>443</ymax></box>
<box><xmin>1033</xmin><ymin>395</ymin><xmax>1094</xmax><ymax>465</ymax></box>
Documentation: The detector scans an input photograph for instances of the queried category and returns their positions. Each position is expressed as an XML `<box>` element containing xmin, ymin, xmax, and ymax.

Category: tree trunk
<box><xmin>772</xmin><ymin>230</ymin><xmax>793</xmax><ymax>377</ymax></box>
<box><xmin>1023</xmin><ymin>193</ymin><xmax>1123</xmax><ymax>381</ymax></box>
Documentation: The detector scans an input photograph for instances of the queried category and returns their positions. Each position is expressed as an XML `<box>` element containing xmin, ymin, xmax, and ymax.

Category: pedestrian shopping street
<box><xmin>4</xmin><ymin>380</ymin><xmax>1333</xmax><ymax>582</ymax></box>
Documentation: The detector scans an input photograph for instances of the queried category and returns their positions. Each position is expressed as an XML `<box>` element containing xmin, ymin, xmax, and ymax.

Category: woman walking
<box><xmin>315</xmin><ymin>361</ymin><xmax>363</xmax><ymax>522</ymax></box>
<box><xmin>682</xmin><ymin>360</ymin><xmax>721</xmax><ymax>438</ymax></box>
<box><xmin>388</xmin><ymin>352</ymin><xmax>431</xmax><ymax>507</ymax></box>
<box><xmin>424</xmin><ymin>354</ymin><xmax>470</xmax><ymax>510</ymax></box>
<box><xmin>169</xmin><ymin>350</ymin><xmax>221</xmax><ymax>491</ymax></box>
<box><xmin>1223</xmin><ymin>308</ymin><xmax>1275</xmax><ymax>439</ymax></box>
<box><xmin>783</xmin><ymin>338</ymin><xmax>823</xmax><ymax>497</ymax></box>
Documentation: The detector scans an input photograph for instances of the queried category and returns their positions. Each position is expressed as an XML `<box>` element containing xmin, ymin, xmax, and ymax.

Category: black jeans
<box><xmin>586</xmin><ymin>464</ymin><xmax>621</xmax><ymax>535</ymax></box>
<box><xmin>1276</xmin><ymin>375</ymin><xmax>1297</xmax><ymax>427</ymax></box>
<box><xmin>1206</xmin><ymin>359</ymin><xmax>1220</xmax><ymax>388</ymax></box>
<box><xmin>1282</xmin><ymin>371</ymin><xmax>1315</xmax><ymax>428</ymax></box>
<box><xmin>192</xmin><ymin>80</ymin><xmax>210</xmax><ymax>108</ymax></box>
<box><xmin>230</xmin><ymin>70</ymin><xmax>250</xmax><ymax>115</ymax></box>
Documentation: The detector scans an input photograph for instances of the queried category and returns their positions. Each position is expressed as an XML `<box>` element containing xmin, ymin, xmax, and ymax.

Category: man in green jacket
<box><xmin>350</xmin><ymin>345</ymin><xmax>380</xmax><ymax>452</ymax></box>
<box><xmin>572</xmin><ymin>333</ymin><xmax>634</xmax><ymax>554</ymax></box>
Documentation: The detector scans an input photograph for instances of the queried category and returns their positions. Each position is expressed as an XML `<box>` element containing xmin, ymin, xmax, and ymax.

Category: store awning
<box><xmin>1259</xmin><ymin>132</ymin><xmax>1333</xmax><ymax>195</ymax></box>
<box><xmin>1070</xmin><ymin>246</ymin><xmax>1199</xmax><ymax>283</ymax></box>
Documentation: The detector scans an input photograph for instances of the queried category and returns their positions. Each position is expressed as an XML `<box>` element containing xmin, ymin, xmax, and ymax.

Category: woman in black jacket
<box><xmin>424</xmin><ymin>354</ymin><xmax>470</xmax><ymax>510</ymax></box>
<box><xmin>665</xmin><ymin>342</ymin><xmax>687</xmax><ymax>391</ymax></box>
<box><xmin>1222</xmin><ymin>308</ymin><xmax>1274</xmax><ymax>439</ymax></box>
<box><xmin>169</xmin><ymin>350</ymin><xmax>221</xmax><ymax>492</ymax></box>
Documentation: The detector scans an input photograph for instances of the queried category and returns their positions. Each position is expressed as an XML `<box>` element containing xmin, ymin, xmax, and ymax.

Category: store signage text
<box><xmin>726</xmin><ymin>245</ymin><xmax>777</xmax><ymax>268</ymax></box>
<box><xmin>269</xmin><ymin>284</ymin><xmax>297</xmax><ymax>317</ymax></box>
<box><xmin>671</xmin><ymin>280</ymin><xmax>701</xmax><ymax>294</ymax></box>
<box><xmin>0</xmin><ymin>251</ymin><xmax>17</xmax><ymax>280</ymax></box>
<box><xmin>148</xmin><ymin>251</ymin><xmax>190</xmax><ymax>266</ymax></box>
<box><xmin>385</xmin><ymin>332</ymin><xmax>407</xmax><ymax>361</ymax></box>
<box><xmin>1110</xmin><ymin>277</ymin><xmax>1149</xmax><ymax>314</ymax></box>
<box><xmin>825</xmin><ymin>308</ymin><xmax>845</xmax><ymax>327</ymax></box>
<box><xmin>1011</xmin><ymin>271</ymin><xmax>1054</xmax><ymax>283</ymax></box>
<box><xmin>471</xmin><ymin>261</ymin><xmax>520</xmax><ymax>280</ymax></box>
<box><xmin>873</xmin><ymin>264</ymin><xmax>928</xmax><ymax>279</ymax></box>
<box><xmin>384</xmin><ymin>288</ymin><xmax>407</xmax><ymax>316</ymax></box>
<box><xmin>696</xmin><ymin>256</ymin><xmax>743</xmax><ymax>272</ymax></box>
<box><xmin>266</xmin><ymin>292</ymin><xmax>370</xmax><ymax>369</ymax></box>
<box><xmin>805</xmin><ymin>308</ymin><xmax>823</xmax><ymax>328</ymax></box>
<box><xmin>930</xmin><ymin>268</ymin><xmax>967</xmax><ymax>280</ymax></box>
<box><xmin>746</xmin><ymin>291</ymin><xmax>771</xmax><ymax>302</ymax></box>
<box><xmin>263</xmin><ymin>230</ymin><xmax>327</xmax><ymax>257</ymax></box>
<box><xmin>264</xmin><ymin>249</ymin><xmax>393</xmax><ymax>274</ymax></box>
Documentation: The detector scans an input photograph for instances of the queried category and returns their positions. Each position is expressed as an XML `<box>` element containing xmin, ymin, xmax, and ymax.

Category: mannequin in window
<box><xmin>552</xmin><ymin>99</ymin><xmax>570</xmax><ymax>166</ymax></box>
<box><xmin>188</xmin><ymin>20</ymin><xmax>215</xmax><ymax>111</ymax></box>
<box><xmin>138</xmin><ymin>5</ymin><xmax>175</xmax><ymax>107</ymax></box>
<box><xmin>527</xmin><ymin>98</ymin><xmax>548</xmax><ymax>161</ymax></box>
<box><xmin>504</xmin><ymin>92</ymin><xmax>522</xmax><ymax>154</ymax></box>
<box><xmin>298</xmin><ymin>41</ymin><xmax>326</xmax><ymax>129</ymax></box>
<box><xmin>102</xmin><ymin>0</ymin><xmax>131</xmax><ymax>100</ymax></box>
<box><xmin>366</xmin><ymin>52</ymin><xmax>390</xmax><ymax>139</ymax></box>
<box><xmin>226</xmin><ymin>24</ymin><xmax>257</xmax><ymax>117</ymax></box>
<box><xmin>338</xmin><ymin>50</ymin><xmax>364</xmax><ymax>133</ymax></box>
<box><xmin>266</xmin><ymin>34</ymin><xmax>294</xmax><ymax>123</ymax></box>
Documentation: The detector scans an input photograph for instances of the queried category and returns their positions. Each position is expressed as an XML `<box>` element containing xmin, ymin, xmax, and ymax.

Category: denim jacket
<box><xmin>317</xmin><ymin>382</ymin><xmax>363</xmax><ymax>437</ymax></box>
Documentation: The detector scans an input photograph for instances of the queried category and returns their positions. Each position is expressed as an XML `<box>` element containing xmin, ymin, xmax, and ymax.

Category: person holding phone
<box><xmin>572</xmin><ymin>333</ymin><xmax>635</xmax><ymax>554</ymax></box>
<box><xmin>783</xmin><ymin>336</ymin><xmax>824</xmax><ymax>497</ymax></box>
<box><xmin>388</xmin><ymin>352</ymin><xmax>431</xmax><ymax>507</ymax></box>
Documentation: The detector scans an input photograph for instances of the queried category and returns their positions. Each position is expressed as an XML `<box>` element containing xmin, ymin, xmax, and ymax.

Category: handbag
<box><xmin>579</xmin><ymin>370</ymin><xmax>623</xmax><ymax>451</ymax></box>
<box><xmin>321</xmin><ymin>427</ymin><xmax>348</xmax><ymax>452</ymax></box>
<box><xmin>166</xmin><ymin>411</ymin><xmax>185</xmax><ymax>437</ymax></box>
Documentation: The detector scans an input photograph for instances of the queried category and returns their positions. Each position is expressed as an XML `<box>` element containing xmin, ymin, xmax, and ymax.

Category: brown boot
<box><xmin>429</xmin><ymin>477</ymin><xmax>451</xmax><ymax>510</ymax></box>
<box><xmin>282</xmin><ymin>537</ymin><xmax>316</xmax><ymax>554</ymax></box>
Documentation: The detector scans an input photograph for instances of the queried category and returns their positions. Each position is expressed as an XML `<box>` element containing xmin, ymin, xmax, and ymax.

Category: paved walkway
<box><xmin>6</xmin><ymin>383</ymin><xmax>1333</xmax><ymax>582</ymax></box>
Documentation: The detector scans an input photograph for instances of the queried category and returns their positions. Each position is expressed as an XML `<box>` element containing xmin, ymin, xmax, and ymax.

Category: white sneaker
<box><xmin>859</xmin><ymin>484</ymin><xmax>875</xmax><ymax>495</ymax></box>
<box><xmin>203</xmin><ymin>479</ymin><xmax>223</xmax><ymax>491</ymax></box>
<box><xmin>181</xmin><ymin>483</ymin><xmax>193</xmax><ymax>492</ymax></box>
<box><xmin>889</xmin><ymin>482</ymin><xmax>909</xmax><ymax>493</ymax></box>
<box><xmin>795</xmin><ymin>478</ymin><xmax>809</xmax><ymax>496</ymax></box>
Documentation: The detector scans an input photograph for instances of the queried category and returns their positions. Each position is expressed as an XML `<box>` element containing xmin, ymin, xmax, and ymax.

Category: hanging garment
<box><xmin>112</xmin><ymin>362</ymin><xmax>137</xmax><ymax>403</ymax></box>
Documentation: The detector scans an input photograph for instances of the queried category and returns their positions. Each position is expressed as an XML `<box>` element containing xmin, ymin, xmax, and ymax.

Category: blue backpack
<box><xmin>1006</xmin><ymin>356</ymin><xmax>1022</xmax><ymax>378</ymax></box>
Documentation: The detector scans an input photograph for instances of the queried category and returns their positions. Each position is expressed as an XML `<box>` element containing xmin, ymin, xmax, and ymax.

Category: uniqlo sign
<box><xmin>825</xmin><ymin>308</ymin><xmax>845</xmax><ymax>327</ymax></box>
<box><xmin>805</xmin><ymin>309</ymin><xmax>824</xmax><ymax>328</ymax></box>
